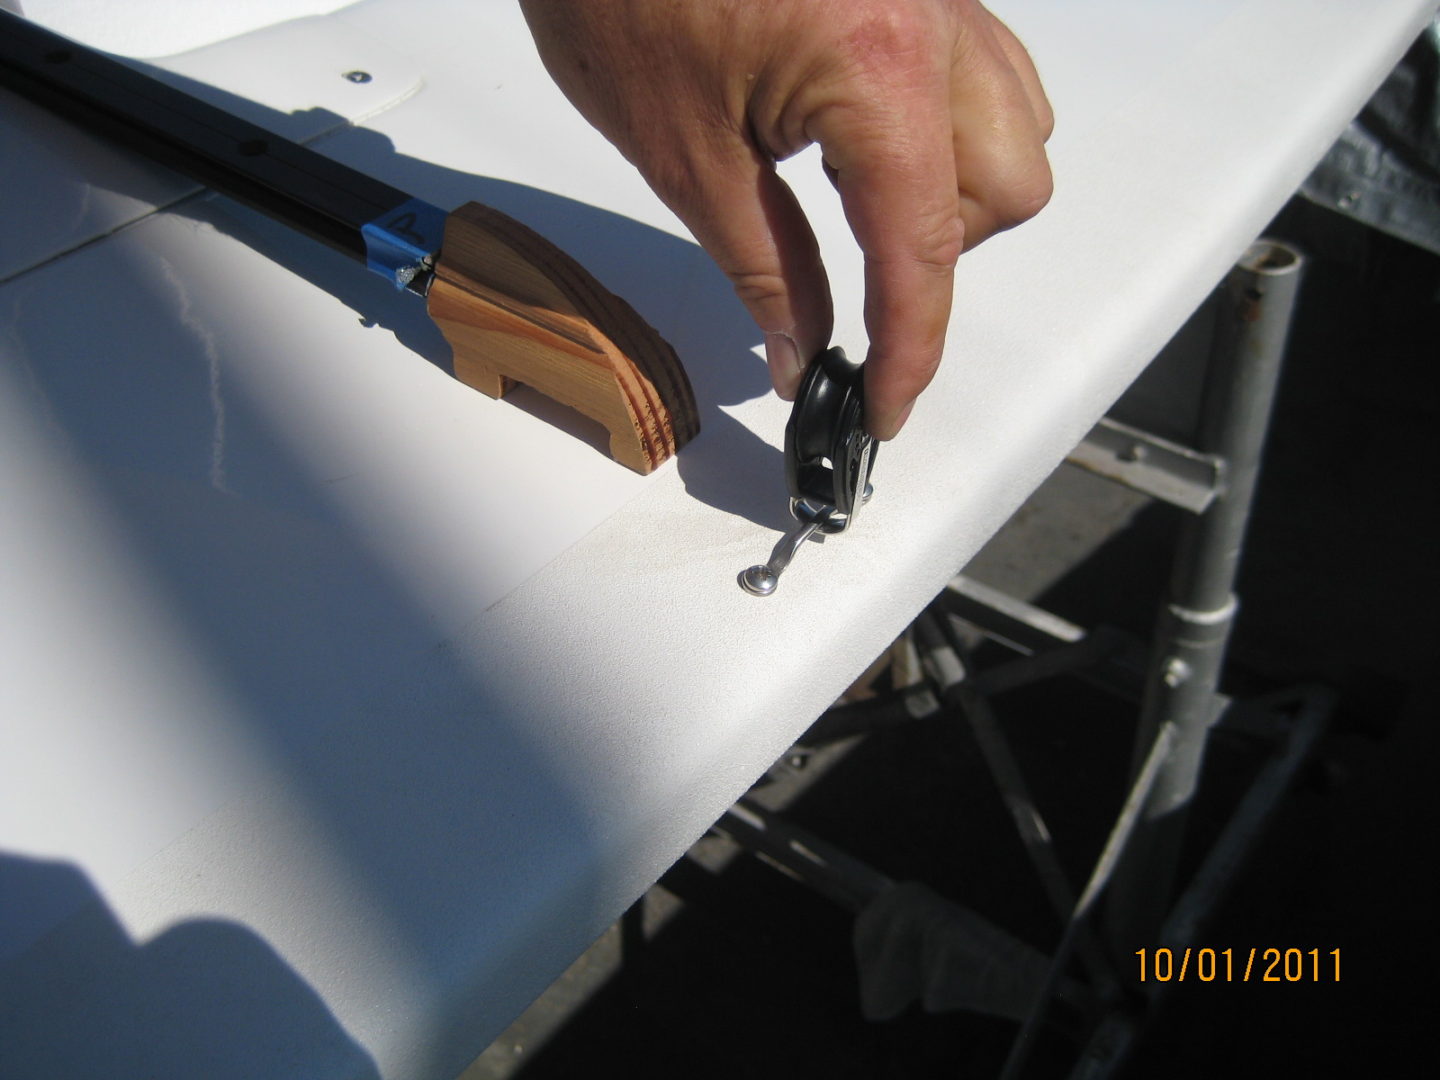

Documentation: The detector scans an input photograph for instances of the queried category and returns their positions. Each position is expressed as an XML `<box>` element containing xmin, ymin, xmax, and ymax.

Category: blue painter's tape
<box><xmin>361</xmin><ymin>198</ymin><xmax>447</xmax><ymax>289</ymax></box>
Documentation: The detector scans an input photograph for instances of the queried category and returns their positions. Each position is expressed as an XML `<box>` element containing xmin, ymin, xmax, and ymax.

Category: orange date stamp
<box><xmin>1135</xmin><ymin>947</ymin><xmax>1341</xmax><ymax>983</ymax></box>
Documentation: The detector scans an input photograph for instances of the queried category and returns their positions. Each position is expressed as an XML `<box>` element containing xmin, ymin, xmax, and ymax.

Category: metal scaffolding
<box><xmin>713</xmin><ymin>239</ymin><xmax>1333</xmax><ymax>1078</ymax></box>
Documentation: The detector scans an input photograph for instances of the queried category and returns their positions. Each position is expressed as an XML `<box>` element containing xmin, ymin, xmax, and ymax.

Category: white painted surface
<box><xmin>20</xmin><ymin>0</ymin><xmax>352</xmax><ymax>55</ymax></box>
<box><xmin>2</xmin><ymin>1</ymin><xmax>1435</xmax><ymax>1077</ymax></box>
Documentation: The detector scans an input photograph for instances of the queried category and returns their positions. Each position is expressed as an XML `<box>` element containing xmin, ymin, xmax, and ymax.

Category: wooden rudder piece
<box><xmin>427</xmin><ymin>202</ymin><xmax>699</xmax><ymax>473</ymax></box>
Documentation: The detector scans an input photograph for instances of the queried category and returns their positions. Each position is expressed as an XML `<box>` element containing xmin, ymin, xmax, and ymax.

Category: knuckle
<box><xmin>839</xmin><ymin>5</ymin><xmax>935</xmax><ymax>77</ymax></box>
<box><xmin>905</xmin><ymin>348</ymin><xmax>945</xmax><ymax>390</ymax></box>
<box><xmin>726</xmin><ymin>267</ymin><xmax>791</xmax><ymax>310</ymax></box>
<box><xmin>1036</xmin><ymin>101</ymin><xmax>1057</xmax><ymax>142</ymax></box>
<box><xmin>913</xmin><ymin>215</ymin><xmax>966</xmax><ymax>273</ymax></box>
<box><xmin>1013</xmin><ymin>168</ymin><xmax>1056</xmax><ymax>221</ymax></box>
<box><xmin>990</xmin><ymin>166</ymin><xmax>1054</xmax><ymax>229</ymax></box>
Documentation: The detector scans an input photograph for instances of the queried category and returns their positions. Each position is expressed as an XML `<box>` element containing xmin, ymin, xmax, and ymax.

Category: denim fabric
<box><xmin>1302</xmin><ymin>18</ymin><xmax>1440</xmax><ymax>254</ymax></box>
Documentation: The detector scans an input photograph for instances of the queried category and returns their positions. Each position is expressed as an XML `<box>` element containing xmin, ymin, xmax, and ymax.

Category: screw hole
<box><xmin>342</xmin><ymin>70</ymin><xmax>372</xmax><ymax>84</ymax></box>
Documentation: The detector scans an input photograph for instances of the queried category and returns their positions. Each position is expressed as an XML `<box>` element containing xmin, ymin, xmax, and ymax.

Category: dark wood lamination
<box><xmin>428</xmin><ymin>202</ymin><xmax>699</xmax><ymax>474</ymax></box>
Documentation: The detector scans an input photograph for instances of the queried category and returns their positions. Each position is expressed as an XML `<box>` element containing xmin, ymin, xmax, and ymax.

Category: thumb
<box><xmin>639</xmin><ymin>142</ymin><xmax>833</xmax><ymax>399</ymax></box>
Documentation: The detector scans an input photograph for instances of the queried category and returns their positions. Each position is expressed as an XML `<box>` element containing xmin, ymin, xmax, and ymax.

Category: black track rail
<box><xmin>0</xmin><ymin>9</ymin><xmax>424</xmax><ymax>291</ymax></box>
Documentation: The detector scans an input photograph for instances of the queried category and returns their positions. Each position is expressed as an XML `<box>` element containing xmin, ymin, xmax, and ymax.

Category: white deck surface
<box><xmin>3</xmin><ymin>1</ymin><xmax>1435</xmax><ymax>1077</ymax></box>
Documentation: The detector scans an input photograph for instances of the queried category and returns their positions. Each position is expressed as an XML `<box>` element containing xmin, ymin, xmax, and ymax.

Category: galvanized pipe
<box><xmin>1104</xmin><ymin>240</ymin><xmax>1305</xmax><ymax>952</ymax></box>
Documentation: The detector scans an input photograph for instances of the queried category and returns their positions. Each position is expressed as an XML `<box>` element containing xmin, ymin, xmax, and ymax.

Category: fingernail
<box><xmin>871</xmin><ymin>399</ymin><xmax>915</xmax><ymax>441</ymax></box>
<box><xmin>765</xmin><ymin>332</ymin><xmax>804</xmax><ymax>400</ymax></box>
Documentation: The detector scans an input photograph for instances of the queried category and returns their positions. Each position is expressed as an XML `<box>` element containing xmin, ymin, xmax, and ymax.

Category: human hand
<box><xmin>520</xmin><ymin>0</ymin><xmax>1053</xmax><ymax>439</ymax></box>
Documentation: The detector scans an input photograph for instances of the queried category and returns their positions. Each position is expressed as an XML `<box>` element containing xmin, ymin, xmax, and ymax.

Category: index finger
<box><xmin>810</xmin><ymin>91</ymin><xmax>962</xmax><ymax>440</ymax></box>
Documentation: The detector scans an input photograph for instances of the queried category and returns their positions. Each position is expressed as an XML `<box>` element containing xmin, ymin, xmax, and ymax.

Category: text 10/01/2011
<box><xmin>1135</xmin><ymin>947</ymin><xmax>1340</xmax><ymax>983</ymax></box>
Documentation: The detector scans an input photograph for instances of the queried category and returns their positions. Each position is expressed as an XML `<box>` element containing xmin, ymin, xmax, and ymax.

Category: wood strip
<box><xmin>428</xmin><ymin>202</ymin><xmax>699</xmax><ymax>473</ymax></box>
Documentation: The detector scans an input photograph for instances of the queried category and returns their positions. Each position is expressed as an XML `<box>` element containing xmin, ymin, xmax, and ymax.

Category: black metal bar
<box><xmin>911</xmin><ymin>611</ymin><xmax>1122</xmax><ymax>1004</ymax></box>
<box><xmin>0</xmin><ymin>9</ymin><xmax>422</xmax><ymax>288</ymax></box>
<box><xmin>938</xmin><ymin>579</ymin><xmax>1151</xmax><ymax>703</ymax></box>
<box><xmin>713</xmin><ymin>799</ymin><xmax>895</xmax><ymax>914</ymax></box>
<box><xmin>1066</xmin><ymin>686</ymin><xmax>1334</xmax><ymax>1080</ymax></box>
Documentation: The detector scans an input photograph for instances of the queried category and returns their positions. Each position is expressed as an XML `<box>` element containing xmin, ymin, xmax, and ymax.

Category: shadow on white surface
<box><xmin>0</xmin><ymin>67</ymin><xmax>790</xmax><ymax>1078</ymax></box>
<box><xmin>0</xmin><ymin>854</ymin><xmax>381</xmax><ymax>1079</ymax></box>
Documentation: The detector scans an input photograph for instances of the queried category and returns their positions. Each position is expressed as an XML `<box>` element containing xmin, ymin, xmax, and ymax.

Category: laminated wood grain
<box><xmin>428</xmin><ymin>202</ymin><xmax>699</xmax><ymax>473</ymax></box>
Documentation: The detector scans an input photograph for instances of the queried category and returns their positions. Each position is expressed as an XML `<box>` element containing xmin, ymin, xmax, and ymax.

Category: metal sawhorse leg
<box><xmin>715</xmin><ymin>238</ymin><xmax>1333</xmax><ymax>1077</ymax></box>
<box><xmin>982</xmin><ymin>238</ymin><xmax>1325</xmax><ymax>1077</ymax></box>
